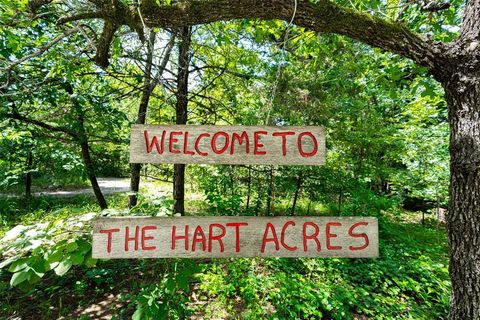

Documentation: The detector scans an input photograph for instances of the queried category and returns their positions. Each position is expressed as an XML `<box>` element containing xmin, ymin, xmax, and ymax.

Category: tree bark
<box><xmin>443</xmin><ymin>77</ymin><xmax>480</xmax><ymax>320</ymax></box>
<box><xmin>173</xmin><ymin>26</ymin><xmax>192</xmax><ymax>215</ymax></box>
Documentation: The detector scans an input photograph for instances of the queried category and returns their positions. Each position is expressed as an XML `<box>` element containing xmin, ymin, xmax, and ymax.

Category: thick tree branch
<box><xmin>57</xmin><ymin>12</ymin><xmax>104</xmax><ymax>25</ymax></box>
<box><xmin>459</xmin><ymin>0</ymin><xmax>480</xmax><ymax>41</ymax></box>
<box><xmin>28</xmin><ymin>0</ymin><xmax>53</xmax><ymax>13</ymax></box>
<box><xmin>94</xmin><ymin>20</ymin><xmax>119</xmax><ymax>68</ymax></box>
<box><xmin>6</xmin><ymin>111</ymin><xmax>78</xmax><ymax>137</ymax></box>
<box><xmin>135</xmin><ymin>0</ymin><xmax>440</xmax><ymax>68</ymax></box>
<box><xmin>46</xmin><ymin>0</ymin><xmax>442</xmax><ymax>69</ymax></box>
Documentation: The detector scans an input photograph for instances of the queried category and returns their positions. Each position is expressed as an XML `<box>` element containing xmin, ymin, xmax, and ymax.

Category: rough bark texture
<box><xmin>173</xmin><ymin>26</ymin><xmax>192</xmax><ymax>215</ymax></box>
<box><xmin>443</xmin><ymin>74</ymin><xmax>480</xmax><ymax>320</ymax></box>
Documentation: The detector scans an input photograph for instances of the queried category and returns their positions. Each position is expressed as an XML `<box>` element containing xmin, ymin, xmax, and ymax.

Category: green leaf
<box><xmin>0</xmin><ymin>255</ymin><xmax>21</xmax><ymax>269</ymax></box>
<box><xmin>54</xmin><ymin>259</ymin><xmax>73</xmax><ymax>276</ymax></box>
<box><xmin>84</xmin><ymin>256</ymin><xmax>97</xmax><ymax>268</ymax></box>
<box><xmin>76</xmin><ymin>239</ymin><xmax>91</xmax><ymax>254</ymax></box>
<box><xmin>69</xmin><ymin>252</ymin><xmax>84</xmax><ymax>265</ymax></box>
<box><xmin>46</xmin><ymin>249</ymin><xmax>63</xmax><ymax>264</ymax></box>
<box><xmin>66</xmin><ymin>241</ymin><xmax>78</xmax><ymax>252</ymax></box>
<box><xmin>132</xmin><ymin>306</ymin><xmax>144</xmax><ymax>320</ymax></box>
<box><xmin>10</xmin><ymin>270</ymin><xmax>29</xmax><ymax>287</ymax></box>
<box><xmin>8</xmin><ymin>258</ymin><xmax>28</xmax><ymax>273</ymax></box>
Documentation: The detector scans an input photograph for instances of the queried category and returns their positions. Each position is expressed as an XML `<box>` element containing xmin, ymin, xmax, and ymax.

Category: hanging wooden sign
<box><xmin>129</xmin><ymin>125</ymin><xmax>326</xmax><ymax>165</ymax></box>
<box><xmin>92</xmin><ymin>216</ymin><xmax>378</xmax><ymax>259</ymax></box>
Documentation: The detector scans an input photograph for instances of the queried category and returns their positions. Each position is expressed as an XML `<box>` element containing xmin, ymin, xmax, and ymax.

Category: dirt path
<box><xmin>38</xmin><ymin>178</ymin><xmax>131</xmax><ymax>197</ymax></box>
<box><xmin>2</xmin><ymin>178</ymin><xmax>132</xmax><ymax>198</ymax></box>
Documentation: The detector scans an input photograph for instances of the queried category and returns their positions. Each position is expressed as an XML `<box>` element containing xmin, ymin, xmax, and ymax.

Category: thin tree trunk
<box><xmin>68</xmin><ymin>85</ymin><xmax>108</xmax><ymax>210</ymax></box>
<box><xmin>266</xmin><ymin>166</ymin><xmax>275</xmax><ymax>215</ymax></box>
<box><xmin>173</xmin><ymin>26</ymin><xmax>192</xmax><ymax>215</ymax></box>
<box><xmin>80</xmin><ymin>140</ymin><xmax>108</xmax><ymax>209</ymax></box>
<box><xmin>129</xmin><ymin>31</ymin><xmax>176</xmax><ymax>208</ymax></box>
<box><xmin>25</xmin><ymin>150</ymin><xmax>33</xmax><ymax>199</ymax></box>
<box><xmin>444</xmin><ymin>80</ymin><xmax>480</xmax><ymax>319</ymax></box>
<box><xmin>129</xmin><ymin>30</ymin><xmax>156</xmax><ymax>208</ymax></box>
<box><xmin>230</xmin><ymin>166</ymin><xmax>235</xmax><ymax>196</ymax></box>
<box><xmin>291</xmin><ymin>172</ymin><xmax>303</xmax><ymax>215</ymax></box>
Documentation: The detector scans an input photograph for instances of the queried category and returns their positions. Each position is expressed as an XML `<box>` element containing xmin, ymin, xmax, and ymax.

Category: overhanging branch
<box><xmin>6</xmin><ymin>111</ymin><xmax>78</xmax><ymax>138</ymax></box>
<box><xmin>47</xmin><ymin>0</ymin><xmax>443</xmax><ymax>69</ymax></box>
<box><xmin>137</xmin><ymin>0</ymin><xmax>441</xmax><ymax>68</ymax></box>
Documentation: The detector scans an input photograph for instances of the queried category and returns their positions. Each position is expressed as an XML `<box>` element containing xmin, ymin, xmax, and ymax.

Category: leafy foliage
<box><xmin>0</xmin><ymin>0</ymin><xmax>455</xmax><ymax>317</ymax></box>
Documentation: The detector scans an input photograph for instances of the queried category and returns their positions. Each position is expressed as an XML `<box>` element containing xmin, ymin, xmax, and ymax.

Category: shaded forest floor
<box><xmin>0</xmin><ymin>183</ymin><xmax>450</xmax><ymax>319</ymax></box>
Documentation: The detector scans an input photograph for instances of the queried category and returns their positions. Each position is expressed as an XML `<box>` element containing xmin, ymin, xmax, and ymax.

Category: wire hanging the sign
<box><xmin>264</xmin><ymin>0</ymin><xmax>298</xmax><ymax>125</ymax></box>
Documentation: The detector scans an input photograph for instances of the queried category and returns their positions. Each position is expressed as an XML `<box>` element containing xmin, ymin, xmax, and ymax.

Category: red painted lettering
<box><xmin>171</xmin><ymin>225</ymin><xmax>189</xmax><ymax>250</ymax></box>
<box><xmin>99</xmin><ymin>228</ymin><xmax>120</xmax><ymax>253</ymax></box>
<box><xmin>272</xmin><ymin>131</ymin><xmax>295</xmax><ymax>156</ymax></box>
<box><xmin>144</xmin><ymin>130</ymin><xmax>166</xmax><ymax>154</ymax></box>
<box><xmin>303</xmin><ymin>222</ymin><xmax>321</xmax><ymax>252</ymax></box>
<box><xmin>169</xmin><ymin>131</ymin><xmax>182</xmax><ymax>154</ymax></box>
<box><xmin>125</xmin><ymin>226</ymin><xmax>139</xmax><ymax>252</ymax></box>
<box><xmin>211</xmin><ymin>131</ymin><xmax>230</xmax><ymax>154</ymax></box>
<box><xmin>261</xmin><ymin>223</ymin><xmax>280</xmax><ymax>253</ymax></box>
<box><xmin>192</xmin><ymin>225</ymin><xmax>207</xmax><ymax>252</ymax></box>
<box><xmin>141</xmin><ymin>226</ymin><xmax>157</xmax><ymax>251</ymax></box>
<box><xmin>230</xmin><ymin>131</ymin><xmax>250</xmax><ymax>155</ymax></box>
<box><xmin>326</xmin><ymin>222</ymin><xmax>342</xmax><ymax>250</ymax></box>
<box><xmin>254</xmin><ymin>131</ymin><xmax>268</xmax><ymax>155</ymax></box>
<box><xmin>208</xmin><ymin>224</ymin><xmax>226</xmax><ymax>252</ymax></box>
<box><xmin>297</xmin><ymin>132</ymin><xmax>318</xmax><ymax>157</ymax></box>
<box><xmin>280</xmin><ymin>221</ymin><xmax>297</xmax><ymax>251</ymax></box>
<box><xmin>226</xmin><ymin>222</ymin><xmax>248</xmax><ymax>252</ymax></box>
<box><xmin>195</xmin><ymin>133</ymin><xmax>210</xmax><ymax>156</ymax></box>
<box><xmin>348</xmin><ymin>222</ymin><xmax>369</xmax><ymax>251</ymax></box>
<box><xmin>183</xmin><ymin>131</ymin><xmax>195</xmax><ymax>155</ymax></box>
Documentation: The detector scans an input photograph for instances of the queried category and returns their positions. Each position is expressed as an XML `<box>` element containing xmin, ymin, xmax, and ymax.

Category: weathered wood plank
<box><xmin>92</xmin><ymin>216</ymin><xmax>378</xmax><ymax>258</ymax></box>
<box><xmin>129</xmin><ymin>125</ymin><xmax>326</xmax><ymax>165</ymax></box>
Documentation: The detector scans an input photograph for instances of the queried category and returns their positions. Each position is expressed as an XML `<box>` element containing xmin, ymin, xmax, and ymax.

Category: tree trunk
<box><xmin>291</xmin><ymin>172</ymin><xmax>303</xmax><ymax>215</ymax></box>
<box><xmin>69</xmin><ymin>87</ymin><xmax>108</xmax><ymax>210</ymax></box>
<box><xmin>25</xmin><ymin>150</ymin><xmax>33</xmax><ymax>199</ymax></box>
<box><xmin>444</xmin><ymin>78</ymin><xmax>480</xmax><ymax>319</ymax></box>
<box><xmin>130</xmin><ymin>32</ymin><xmax>176</xmax><ymax>208</ymax></box>
<box><xmin>80</xmin><ymin>140</ymin><xmax>108</xmax><ymax>210</ymax></box>
<box><xmin>266</xmin><ymin>166</ymin><xmax>275</xmax><ymax>215</ymax></box>
<box><xmin>173</xmin><ymin>26</ymin><xmax>192</xmax><ymax>215</ymax></box>
<box><xmin>129</xmin><ymin>30</ymin><xmax>156</xmax><ymax>208</ymax></box>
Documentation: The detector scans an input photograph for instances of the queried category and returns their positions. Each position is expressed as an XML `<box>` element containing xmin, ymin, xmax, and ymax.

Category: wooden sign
<box><xmin>92</xmin><ymin>216</ymin><xmax>378</xmax><ymax>259</ymax></box>
<box><xmin>129</xmin><ymin>125</ymin><xmax>326</xmax><ymax>165</ymax></box>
